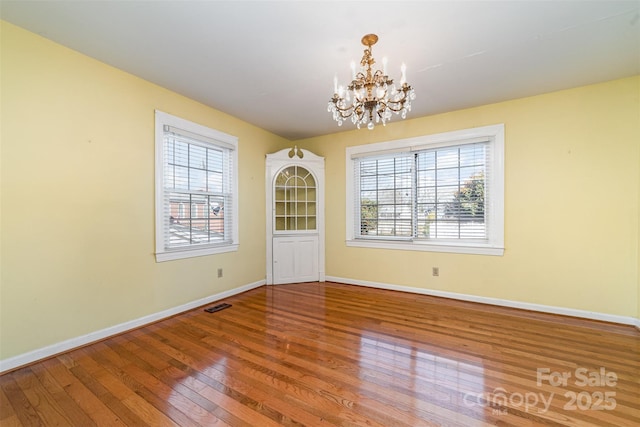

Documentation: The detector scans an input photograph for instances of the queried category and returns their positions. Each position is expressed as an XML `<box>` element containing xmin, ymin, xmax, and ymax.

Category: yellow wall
<box><xmin>0</xmin><ymin>22</ymin><xmax>288</xmax><ymax>360</ymax></box>
<box><xmin>2</xmin><ymin>21</ymin><xmax>639</xmax><ymax>363</ymax></box>
<box><xmin>298</xmin><ymin>76</ymin><xmax>640</xmax><ymax>319</ymax></box>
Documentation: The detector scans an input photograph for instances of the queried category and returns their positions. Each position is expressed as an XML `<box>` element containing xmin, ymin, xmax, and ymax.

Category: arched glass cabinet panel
<box><xmin>274</xmin><ymin>166</ymin><xmax>316</xmax><ymax>231</ymax></box>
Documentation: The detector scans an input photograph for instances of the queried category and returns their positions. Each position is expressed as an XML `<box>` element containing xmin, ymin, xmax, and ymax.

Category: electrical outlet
<box><xmin>217</xmin><ymin>268</ymin><xmax>223</xmax><ymax>278</ymax></box>
<box><xmin>432</xmin><ymin>267</ymin><xmax>439</xmax><ymax>277</ymax></box>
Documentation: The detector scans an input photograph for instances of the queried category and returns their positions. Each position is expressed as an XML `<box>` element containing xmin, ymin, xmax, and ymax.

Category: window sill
<box><xmin>155</xmin><ymin>244</ymin><xmax>239</xmax><ymax>262</ymax></box>
<box><xmin>346</xmin><ymin>239</ymin><xmax>504</xmax><ymax>256</ymax></box>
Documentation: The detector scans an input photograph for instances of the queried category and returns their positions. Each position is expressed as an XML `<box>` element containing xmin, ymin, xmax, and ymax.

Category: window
<box><xmin>155</xmin><ymin>111</ymin><xmax>238</xmax><ymax>262</ymax></box>
<box><xmin>346</xmin><ymin>124</ymin><xmax>504</xmax><ymax>255</ymax></box>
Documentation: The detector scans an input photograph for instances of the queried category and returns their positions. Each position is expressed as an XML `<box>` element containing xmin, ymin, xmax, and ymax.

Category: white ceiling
<box><xmin>2</xmin><ymin>1</ymin><xmax>639</xmax><ymax>140</ymax></box>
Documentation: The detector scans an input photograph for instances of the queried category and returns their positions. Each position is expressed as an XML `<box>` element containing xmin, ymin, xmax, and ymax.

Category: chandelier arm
<box><xmin>332</xmin><ymin>101</ymin><xmax>354</xmax><ymax>113</ymax></box>
<box><xmin>377</xmin><ymin>95</ymin><xmax>409</xmax><ymax>113</ymax></box>
<box><xmin>380</xmin><ymin>101</ymin><xmax>408</xmax><ymax>113</ymax></box>
<box><xmin>375</xmin><ymin>99</ymin><xmax>393</xmax><ymax>113</ymax></box>
<box><xmin>386</xmin><ymin>88</ymin><xmax>412</xmax><ymax>109</ymax></box>
<box><xmin>330</xmin><ymin>99</ymin><xmax>356</xmax><ymax>119</ymax></box>
<box><xmin>333</xmin><ymin>107</ymin><xmax>355</xmax><ymax>119</ymax></box>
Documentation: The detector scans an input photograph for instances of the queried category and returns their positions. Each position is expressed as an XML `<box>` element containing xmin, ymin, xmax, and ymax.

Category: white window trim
<box><xmin>346</xmin><ymin>124</ymin><xmax>504</xmax><ymax>256</ymax></box>
<box><xmin>155</xmin><ymin>110</ymin><xmax>239</xmax><ymax>262</ymax></box>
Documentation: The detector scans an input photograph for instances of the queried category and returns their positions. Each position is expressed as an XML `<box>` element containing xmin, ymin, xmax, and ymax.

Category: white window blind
<box><xmin>356</xmin><ymin>152</ymin><xmax>414</xmax><ymax>239</ymax></box>
<box><xmin>346</xmin><ymin>124</ymin><xmax>504</xmax><ymax>256</ymax></box>
<box><xmin>155</xmin><ymin>111</ymin><xmax>238</xmax><ymax>262</ymax></box>
<box><xmin>415</xmin><ymin>142</ymin><xmax>489</xmax><ymax>240</ymax></box>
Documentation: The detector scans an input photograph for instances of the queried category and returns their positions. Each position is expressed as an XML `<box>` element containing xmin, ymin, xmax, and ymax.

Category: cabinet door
<box><xmin>273</xmin><ymin>236</ymin><xmax>318</xmax><ymax>284</ymax></box>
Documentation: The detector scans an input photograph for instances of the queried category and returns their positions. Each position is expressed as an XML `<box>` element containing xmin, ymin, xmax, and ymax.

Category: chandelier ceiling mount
<box><xmin>328</xmin><ymin>34</ymin><xmax>415</xmax><ymax>130</ymax></box>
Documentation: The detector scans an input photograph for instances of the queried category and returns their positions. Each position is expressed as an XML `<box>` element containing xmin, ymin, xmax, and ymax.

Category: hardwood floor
<box><xmin>1</xmin><ymin>282</ymin><xmax>639</xmax><ymax>426</ymax></box>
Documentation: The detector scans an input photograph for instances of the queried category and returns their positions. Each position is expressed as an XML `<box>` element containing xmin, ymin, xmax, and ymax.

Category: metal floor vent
<box><xmin>204</xmin><ymin>303</ymin><xmax>232</xmax><ymax>313</ymax></box>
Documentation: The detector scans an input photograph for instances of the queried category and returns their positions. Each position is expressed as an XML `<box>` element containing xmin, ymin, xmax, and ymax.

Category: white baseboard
<box><xmin>326</xmin><ymin>276</ymin><xmax>640</xmax><ymax>327</ymax></box>
<box><xmin>0</xmin><ymin>280</ymin><xmax>265</xmax><ymax>374</ymax></box>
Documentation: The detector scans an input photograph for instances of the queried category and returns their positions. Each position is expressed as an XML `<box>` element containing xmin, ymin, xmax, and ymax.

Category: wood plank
<box><xmin>40</xmin><ymin>357</ymin><xmax>126</xmax><ymax>426</ymax></box>
<box><xmin>0</xmin><ymin>374</ymin><xmax>41</xmax><ymax>427</ymax></box>
<box><xmin>28</xmin><ymin>362</ymin><xmax>97</xmax><ymax>426</ymax></box>
<box><xmin>0</xmin><ymin>383</ymin><xmax>19</xmax><ymax>425</ymax></box>
<box><xmin>12</xmin><ymin>367</ymin><xmax>75</xmax><ymax>426</ymax></box>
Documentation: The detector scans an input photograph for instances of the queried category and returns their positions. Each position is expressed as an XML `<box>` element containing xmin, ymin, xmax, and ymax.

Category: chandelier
<box><xmin>328</xmin><ymin>34</ymin><xmax>416</xmax><ymax>130</ymax></box>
